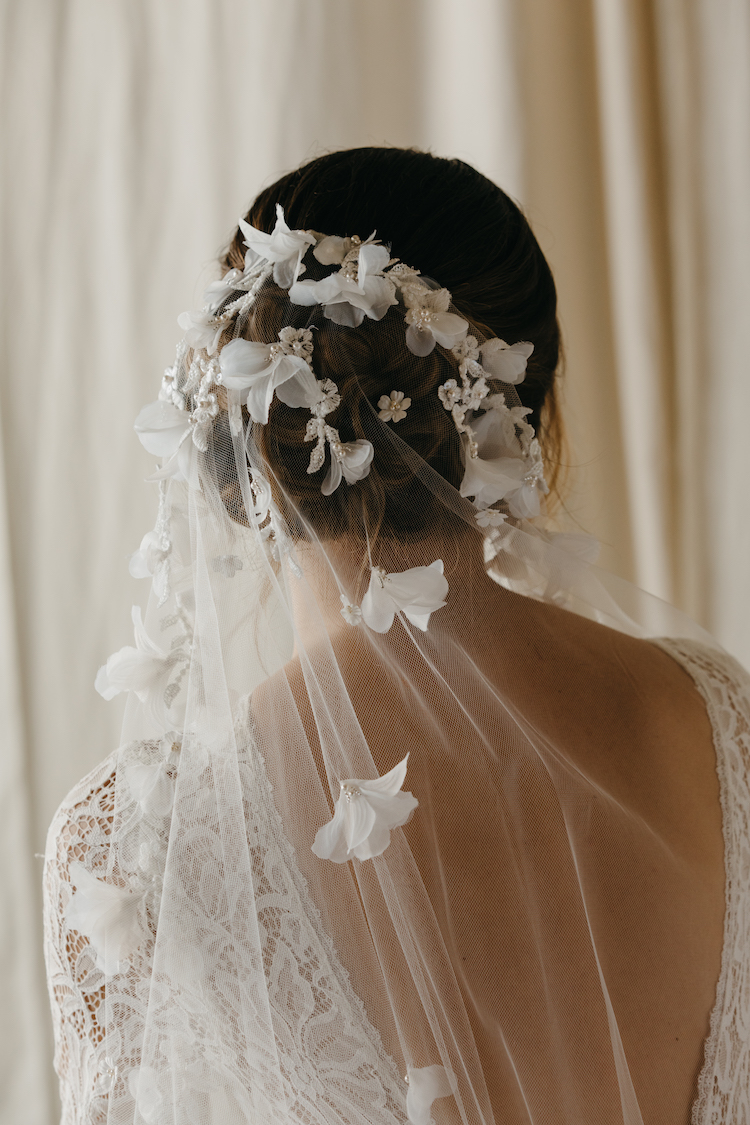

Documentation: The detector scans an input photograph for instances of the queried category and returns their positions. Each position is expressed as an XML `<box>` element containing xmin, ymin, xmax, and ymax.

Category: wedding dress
<box><xmin>43</xmin><ymin>197</ymin><xmax>742</xmax><ymax>1124</ymax></box>
<box><xmin>43</xmin><ymin>635</ymin><xmax>750</xmax><ymax>1123</ymax></box>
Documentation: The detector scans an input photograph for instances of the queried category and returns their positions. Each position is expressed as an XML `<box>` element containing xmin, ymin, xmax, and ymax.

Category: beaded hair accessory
<box><xmin>137</xmin><ymin>204</ymin><xmax>548</xmax><ymax>519</ymax></box>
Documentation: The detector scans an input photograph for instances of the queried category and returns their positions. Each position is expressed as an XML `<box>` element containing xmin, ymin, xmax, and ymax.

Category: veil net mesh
<box><xmin>57</xmin><ymin>245</ymin><xmax>726</xmax><ymax>1125</ymax></box>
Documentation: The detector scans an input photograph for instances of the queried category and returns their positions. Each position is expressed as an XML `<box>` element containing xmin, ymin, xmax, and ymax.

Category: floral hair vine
<box><xmin>115</xmin><ymin>201</ymin><xmax>552</xmax><ymax>708</ymax></box>
<box><xmin>135</xmin><ymin>203</ymin><xmax>548</xmax><ymax>521</ymax></box>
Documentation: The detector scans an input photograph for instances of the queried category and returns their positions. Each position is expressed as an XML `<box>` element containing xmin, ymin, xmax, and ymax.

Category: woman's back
<box><xmin>255</xmin><ymin>588</ymin><xmax>726</xmax><ymax>1123</ymax></box>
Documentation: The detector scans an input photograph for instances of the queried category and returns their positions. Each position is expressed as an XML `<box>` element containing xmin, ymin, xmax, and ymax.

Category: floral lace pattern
<box><xmin>43</xmin><ymin>715</ymin><xmax>407</xmax><ymax>1125</ymax></box>
<box><xmin>657</xmin><ymin>638</ymin><xmax>750</xmax><ymax>1125</ymax></box>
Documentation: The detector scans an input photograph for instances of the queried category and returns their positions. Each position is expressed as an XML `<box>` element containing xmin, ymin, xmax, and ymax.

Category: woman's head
<box><xmin>218</xmin><ymin>147</ymin><xmax>563</xmax><ymax>544</ymax></box>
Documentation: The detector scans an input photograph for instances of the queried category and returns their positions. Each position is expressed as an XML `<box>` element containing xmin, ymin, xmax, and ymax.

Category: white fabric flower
<box><xmin>124</xmin><ymin>761</ymin><xmax>175</xmax><ymax>818</ymax></box>
<box><xmin>176</xmin><ymin>308</ymin><xmax>224</xmax><ymax>356</ymax></box>
<box><xmin>378</xmin><ymin>391</ymin><xmax>411</xmax><ymax>423</ymax></box>
<box><xmin>403</xmin><ymin>288</ymin><xmax>468</xmax><ymax>357</ymax></box>
<box><xmin>66</xmin><ymin>862</ymin><xmax>147</xmax><ymax>975</ymax></box>
<box><xmin>339</xmin><ymin>595</ymin><xmax>362</xmax><ymax>626</ymax></box>
<box><xmin>201</xmin><ymin>268</ymin><xmax>245</xmax><ymax>312</ymax></box>
<box><xmin>475</xmin><ymin>509</ymin><xmax>508</xmax><ymax>528</ymax></box>
<box><xmin>459</xmin><ymin>402</ymin><xmax>548</xmax><ymax>517</ymax></box>
<box><xmin>461</xmin><ymin>429</ymin><xmax>548</xmax><ymax>518</ymax></box>
<box><xmin>311</xmin><ymin>754</ymin><xmax>418</xmax><ymax>863</ymax></box>
<box><xmin>322</xmin><ymin>437</ymin><xmax>374</xmax><ymax>495</ymax></box>
<box><xmin>361</xmin><ymin>561</ymin><xmax>448</xmax><ymax>633</ymax></box>
<box><xmin>406</xmin><ymin>1065</ymin><xmax>453</xmax><ymax>1125</ymax></box>
<box><xmin>238</xmin><ymin>204</ymin><xmax>315</xmax><ymax>288</ymax></box>
<box><xmin>95</xmin><ymin>606</ymin><xmax>172</xmax><ymax>703</ymax></box>
<box><xmin>480</xmin><ymin>338</ymin><xmax>534</xmax><ymax>384</ymax></box>
<box><xmin>128</xmin><ymin>1066</ymin><xmax>164</xmax><ymax>1125</ymax></box>
<box><xmin>290</xmin><ymin>242</ymin><xmax>397</xmax><ymax>327</ymax></box>
<box><xmin>134</xmin><ymin>400</ymin><xmax>195</xmax><ymax>484</ymax></box>
<box><xmin>129</xmin><ymin>531</ymin><xmax>170</xmax><ymax>580</ymax></box>
<box><xmin>218</xmin><ymin>338</ymin><xmax>311</xmax><ymax>424</ymax></box>
<box><xmin>211</xmin><ymin>554</ymin><xmax>243</xmax><ymax>578</ymax></box>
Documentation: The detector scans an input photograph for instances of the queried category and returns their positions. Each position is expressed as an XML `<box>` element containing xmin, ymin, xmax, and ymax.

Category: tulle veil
<box><xmin>77</xmin><ymin>206</ymin><xmax>721</xmax><ymax>1125</ymax></box>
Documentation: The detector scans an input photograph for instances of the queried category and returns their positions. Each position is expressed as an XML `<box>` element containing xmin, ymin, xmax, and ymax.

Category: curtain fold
<box><xmin>2</xmin><ymin>2</ymin><xmax>749</xmax><ymax>1120</ymax></box>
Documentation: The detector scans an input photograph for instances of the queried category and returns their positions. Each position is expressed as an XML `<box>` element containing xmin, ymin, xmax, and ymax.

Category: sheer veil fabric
<box><xmin>45</xmin><ymin>191</ymin><xmax>729</xmax><ymax>1125</ymax></box>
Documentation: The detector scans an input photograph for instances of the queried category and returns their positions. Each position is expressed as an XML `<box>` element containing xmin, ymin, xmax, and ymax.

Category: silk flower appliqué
<box><xmin>361</xmin><ymin>560</ymin><xmax>448</xmax><ymax>633</ymax></box>
<box><xmin>312</xmin><ymin>754</ymin><xmax>418</xmax><ymax>863</ymax></box>
<box><xmin>66</xmin><ymin>863</ymin><xmax>148</xmax><ymax>976</ymax></box>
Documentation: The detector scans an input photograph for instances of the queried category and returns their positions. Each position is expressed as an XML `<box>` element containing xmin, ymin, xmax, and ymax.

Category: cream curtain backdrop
<box><xmin>2</xmin><ymin>0</ymin><xmax>749</xmax><ymax>1120</ymax></box>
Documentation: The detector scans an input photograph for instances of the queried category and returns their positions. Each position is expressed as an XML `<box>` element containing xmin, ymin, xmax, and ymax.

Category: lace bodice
<box><xmin>44</xmin><ymin>639</ymin><xmax>750</xmax><ymax>1124</ymax></box>
<box><xmin>656</xmin><ymin>639</ymin><xmax>750</xmax><ymax>1125</ymax></box>
<box><xmin>43</xmin><ymin>721</ymin><xmax>407</xmax><ymax>1125</ymax></box>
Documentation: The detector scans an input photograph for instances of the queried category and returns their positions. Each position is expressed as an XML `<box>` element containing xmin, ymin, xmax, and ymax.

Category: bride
<box><xmin>44</xmin><ymin>147</ymin><xmax>742</xmax><ymax>1125</ymax></box>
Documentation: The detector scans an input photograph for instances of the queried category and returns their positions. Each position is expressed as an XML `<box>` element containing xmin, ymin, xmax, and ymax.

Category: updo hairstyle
<box><xmin>219</xmin><ymin>148</ymin><xmax>563</xmax><ymax>543</ymax></box>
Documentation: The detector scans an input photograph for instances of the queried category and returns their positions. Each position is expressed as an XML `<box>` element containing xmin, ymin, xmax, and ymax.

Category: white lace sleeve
<box><xmin>43</xmin><ymin>730</ymin><xmax>409</xmax><ymax>1125</ymax></box>
<box><xmin>43</xmin><ymin>752</ymin><xmax>120</xmax><ymax>1125</ymax></box>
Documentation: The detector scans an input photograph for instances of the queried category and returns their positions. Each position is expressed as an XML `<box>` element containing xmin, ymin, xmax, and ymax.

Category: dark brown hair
<box><xmin>220</xmin><ymin>147</ymin><xmax>564</xmax><ymax>541</ymax></box>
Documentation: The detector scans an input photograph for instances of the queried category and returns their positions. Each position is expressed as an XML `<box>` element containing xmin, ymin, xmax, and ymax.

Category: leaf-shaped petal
<box><xmin>134</xmin><ymin>401</ymin><xmax>190</xmax><ymax>459</ymax></box>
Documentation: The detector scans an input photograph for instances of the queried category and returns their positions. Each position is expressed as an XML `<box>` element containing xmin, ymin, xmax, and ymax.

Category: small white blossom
<box><xmin>437</xmin><ymin>379</ymin><xmax>461</xmax><ymax>409</ymax></box>
<box><xmin>95</xmin><ymin>606</ymin><xmax>173</xmax><ymax>703</ymax></box>
<box><xmin>323</xmin><ymin>435</ymin><xmax>374</xmax><ymax>495</ymax></box>
<box><xmin>128</xmin><ymin>1066</ymin><xmax>164</xmax><ymax>1124</ymax></box>
<box><xmin>311</xmin><ymin>755</ymin><xmax>418</xmax><ymax>863</ymax></box>
<box><xmin>475</xmin><ymin>509</ymin><xmax>508</xmax><ymax>528</ymax></box>
<box><xmin>452</xmin><ymin>335</ymin><xmax>480</xmax><ymax>362</ymax></box>
<box><xmin>212</xmin><ymin>555</ymin><xmax>243</xmax><ymax>578</ymax></box>
<box><xmin>123</xmin><ymin>760</ymin><xmax>175</xmax><ymax>818</ymax></box>
<box><xmin>339</xmin><ymin>595</ymin><xmax>362</xmax><ymax>626</ymax></box>
<box><xmin>378</xmin><ymin>390</ymin><xmax>411</xmax><ymax>423</ymax></box>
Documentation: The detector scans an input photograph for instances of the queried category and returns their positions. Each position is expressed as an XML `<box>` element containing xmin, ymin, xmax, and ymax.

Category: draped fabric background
<box><xmin>1</xmin><ymin>1</ymin><xmax>748</xmax><ymax>1120</ymax></box>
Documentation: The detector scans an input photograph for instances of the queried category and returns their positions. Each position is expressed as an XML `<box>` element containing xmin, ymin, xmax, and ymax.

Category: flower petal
<box><xmin>480</xmin><ymin>339</ymin><xmax>534</xmax><ymax>384</ymax></box>
<box><xmin>359</xmin><ymin>754</ymin><xmax>409</xmax><ymax>798</ymax></box>
<box><xmin>313</xmin><ymin>235</ymin><xmax>348</xmax><ymax>265</ymax></box>
<box><xmin>274</xmin><ymin>364</ymin><xmax>323</xmax><ymax>410</ymax></box>
<box><xmin>406</xmin><ymin>1065</ymin><xmax>453</xmax><ymax>1125</ymax></box>
<box><xmin>321</xmin><ymin>455</ymin><xmax>343</xmax><ymax>496</ymax></box>
<box><xmin>219</xmin><ymin>339</ymin><xmax>273</xmax><ymax>389</ymax></box>
<box><xmin>430</xmin><ymin>312</ymin><xmax>469</xmax><ymax>350</ymax></box>
<box><xmin>134</xmin><ymin>401</ymin><xmax>190</xmax><ymax>459</ymax></box>
<box><xmin>361</xmin><ymin>571</ymin><xmax>397</xmax><ymax>633</ymax></box>
<box><xmin>323</xmin><ymin>300</ymin><xmax>366</xmax><ymax>327</ymax></box>
<box><xmin>405</xmin><ymin>324</ymin><xmax>436</xmax><ymax>357</ymax></box>
<box><xmin>311</xmin><ymin>801</ymin><xmax>349</xmax><ymax>862</ymax></box>
<box><xmin>343</xmin><ymin>795</ymin><xmax>377</xmax><ymax>852</ymax></box>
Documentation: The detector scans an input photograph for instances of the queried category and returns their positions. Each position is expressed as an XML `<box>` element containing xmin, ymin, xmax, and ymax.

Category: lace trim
<box><xmin>232</xmin><ymin>705</ymin><xmax>406</xmax><ymax>1098</ymax></box>
<box><xmin>44</xmin><ymin>718</ymin><xmax>407</xmax><ymax>1124</ymax></box>
<box><xmin>655</xmin><ymin>638</ymin><xmax>750</xmax><ymax>1125</ymax></box>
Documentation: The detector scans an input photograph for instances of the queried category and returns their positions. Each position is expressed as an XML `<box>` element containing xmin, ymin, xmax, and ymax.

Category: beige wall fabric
<box><xmin>2</xmin><ymin>1</ymin><xmax>748</xmax><ymax>1119</ymax></box>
